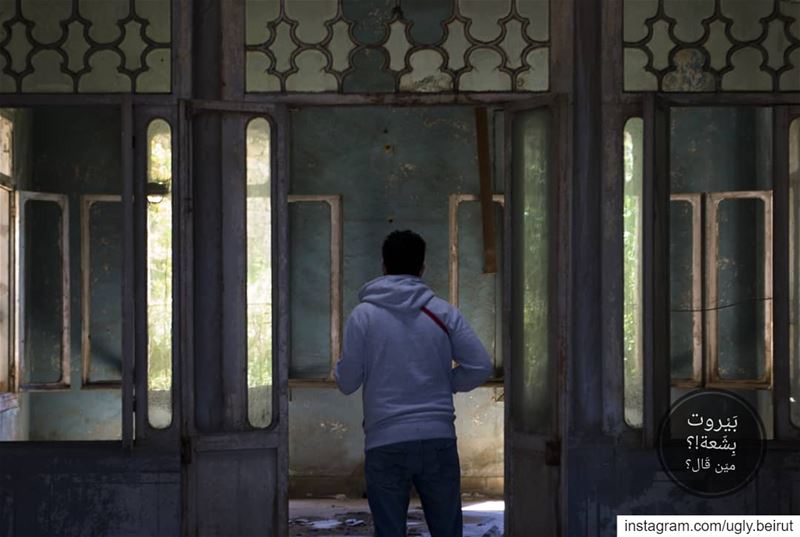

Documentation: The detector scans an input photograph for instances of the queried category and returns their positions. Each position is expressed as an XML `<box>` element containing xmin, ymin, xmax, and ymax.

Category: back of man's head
<box><xmin>382</xmin><ymin>230</ymin><xmax>425</xmax><ymax>276</ymax></box>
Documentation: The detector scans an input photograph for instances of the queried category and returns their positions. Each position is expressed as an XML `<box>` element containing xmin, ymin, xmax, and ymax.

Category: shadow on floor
<box><xmin>289</xmin><ymin>497</ymin><xmax>504</xmax><ymax>536</ymax></box>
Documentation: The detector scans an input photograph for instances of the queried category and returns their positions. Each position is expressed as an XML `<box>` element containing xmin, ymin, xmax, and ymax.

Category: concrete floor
<box><xmin>289</xmin><ymin>497</ymin><xmax>504</xmax><ymax>536</ymax></box>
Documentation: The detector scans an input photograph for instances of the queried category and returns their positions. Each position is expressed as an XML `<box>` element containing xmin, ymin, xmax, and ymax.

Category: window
<box><xmin>246</xmin><ymin>117</ymin><xmax>273</xmax><ymax>428</ymax></box>
<box><xmin>146</xmin><ymin>119</ymin><xmax>173</xmax><ymax>429</ymax></box>
<box><xmin>623</xmin><ymin>117</ymin><xmax>643</xmax><ymax>428</ymax></box>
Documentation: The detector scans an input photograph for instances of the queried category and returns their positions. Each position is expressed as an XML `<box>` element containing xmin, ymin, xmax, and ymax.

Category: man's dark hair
<box><xmin>382</xmin><ymin>230</ymin><xmax>426</xmax><ymax>276</ymax></box>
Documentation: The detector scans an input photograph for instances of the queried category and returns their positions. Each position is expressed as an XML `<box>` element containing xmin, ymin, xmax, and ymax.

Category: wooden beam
<box><xmin>475</xmin><ymin>107</ymin><xmax>497</xmax><ymax>274</ymax></box>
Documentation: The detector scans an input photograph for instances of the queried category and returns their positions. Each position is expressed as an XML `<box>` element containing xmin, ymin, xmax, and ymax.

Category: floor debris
<box><xmin>289</xmin><ymin>497</ymin><xmax>504</xmax><ymax>536</ymax></box>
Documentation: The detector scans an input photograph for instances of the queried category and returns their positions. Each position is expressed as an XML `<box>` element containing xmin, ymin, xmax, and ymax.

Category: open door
<box><xmin>504</xmin><ymin>97</ymin><xmax>564</xmax><ymax>535</ymax></box>
<box><xmin>181</xmin><ymin>101</ymin><xmax>289</xmax><ymax>536</ymax></box>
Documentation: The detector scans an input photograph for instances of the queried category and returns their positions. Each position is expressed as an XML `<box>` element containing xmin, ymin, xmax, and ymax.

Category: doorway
<box><xmin>286</xmin><ymin>106</ymin><xmax>506</xmax><ymax>535</ymax></box>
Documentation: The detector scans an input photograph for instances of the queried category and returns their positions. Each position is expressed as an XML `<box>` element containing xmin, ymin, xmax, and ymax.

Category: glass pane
<box><xmin>715</xmin><ymin>198</ymin><xmax>768</xmax><ymax>381</ymax></box>
<box><xmin>623</xmin><ymin>117</ymin><xmax>643</xmax><ymax>428</ymax></box>
<box><xmin>290</xmin><ymin>201</ymin><xmax>331</xmax><ymax>379</ymax></box>
<box><xmin>87</xmin><ymin>201</ymin><xmax>122</xmax><ymax>383</ymax></box>
<box><xmin>23</xmin><ymin>199</ymin><xmax>65</xmax><ymax>385</ymax></box>
<box><xmin>511</xmin><ymin>107</ymin><xmax>551</xmax><ymax>434</ymax></box>
<box><xmin>246</xmin><ymin>117</ymin><xmax>273</xmax><ymax>429</ymax></box>
<box><xmin>146</xmin><ymin>119</ymin><xmax>173</xmax><ymax>429</ymax></box>
<box><xmin>791</xmin><ymin>118</ymin><xmax>800</xmax><ymax>427</ymax></box>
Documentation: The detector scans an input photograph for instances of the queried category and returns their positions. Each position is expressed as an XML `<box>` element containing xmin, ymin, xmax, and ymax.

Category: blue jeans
<box><xmin>365</xmin><ymin>438</ymin><xmax>463</xmax><ymax>537</ymax></box>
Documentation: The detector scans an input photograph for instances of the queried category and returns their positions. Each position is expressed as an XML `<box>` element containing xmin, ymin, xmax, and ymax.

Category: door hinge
<box><xmin>544</xmin><ymin>440</ymin><xmax>561</xmax><ymax>466</ymax></box>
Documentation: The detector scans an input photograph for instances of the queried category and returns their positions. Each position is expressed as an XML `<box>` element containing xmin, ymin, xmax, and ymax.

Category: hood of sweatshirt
<box><xmin>358</xmin><ymin>275</ymin><xmax>435</xmax><ymax>312</ymax></box>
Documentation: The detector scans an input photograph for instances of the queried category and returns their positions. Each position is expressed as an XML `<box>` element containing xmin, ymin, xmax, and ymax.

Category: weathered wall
<box><xmin>289</xmin><ymin>106</ymin><xmax>505</xmax><ymax>496</ymax></box>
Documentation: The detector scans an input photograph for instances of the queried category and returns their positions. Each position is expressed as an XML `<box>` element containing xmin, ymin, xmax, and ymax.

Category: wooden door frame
<box><xmin>503</xmin><ymin>93</ymin><xmax>569</xmax><ymax>536</ymax></box>
<box><xmin>179</xmin><ymin>99</ymin><xmax>290</xmax><ymax>536</ymax></box>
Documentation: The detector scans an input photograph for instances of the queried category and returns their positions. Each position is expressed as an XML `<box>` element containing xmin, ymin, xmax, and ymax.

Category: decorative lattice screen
<box><xmin>246</xmin><ymin>0</ymin><xmax>550</xmax><ymax>93</ymax></box>
<box><xmin>0</xmin><ymin>0</ymin><xmax>171</xmax><ymax>93</ymax></box>
<box><xmin>624</xmin><ymin>0</ymin><xmax>800</xmax><ymax>92</ymax></box>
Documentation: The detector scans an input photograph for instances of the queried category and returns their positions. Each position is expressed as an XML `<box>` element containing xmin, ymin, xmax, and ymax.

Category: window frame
<box><xmin>16</xmin><ymin>191</ymin><xmax>72</xmax><ymax>392</ymax></box>
<box><xmin>449</xmin><ymin>193</ymin><xmax>506</xmax><ymax>385</ymax></box>
<box><xmin>286</xmin><ymin>194</ymin><xmax>342</xmax><ymax>386</ymax></box>
<box><xmin>81</xmin><ymin>194</ymin><xmax>124</xmax><ymax>389</ymax></box>
<box><xmin>135</xmin><ymin>107</ymin><xmax>180</xmax><ymax>444</ymax></box>
<box><xmin>0</xmin><ymin>185</ymin><xmax>14</xmax><ymax>411</ymax></box>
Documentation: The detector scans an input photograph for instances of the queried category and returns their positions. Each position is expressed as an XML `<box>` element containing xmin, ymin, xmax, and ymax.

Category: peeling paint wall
<box><xmin>289</xmin><ymin>106</ymin><xmax>505</xmax><ymax>496</ymax></box>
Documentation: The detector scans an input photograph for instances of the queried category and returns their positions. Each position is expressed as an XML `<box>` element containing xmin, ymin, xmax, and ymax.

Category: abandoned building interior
<box><xmin>0</xmin><ymin>0</ymin><xmax>799</xmax><ymax>535</ymax></box>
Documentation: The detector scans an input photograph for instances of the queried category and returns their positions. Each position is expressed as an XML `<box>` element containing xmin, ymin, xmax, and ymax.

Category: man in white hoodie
<box><xmin>335</xmin><ymin>230</ymin><xmax>492</xmax><ymax>537</ymax></box>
